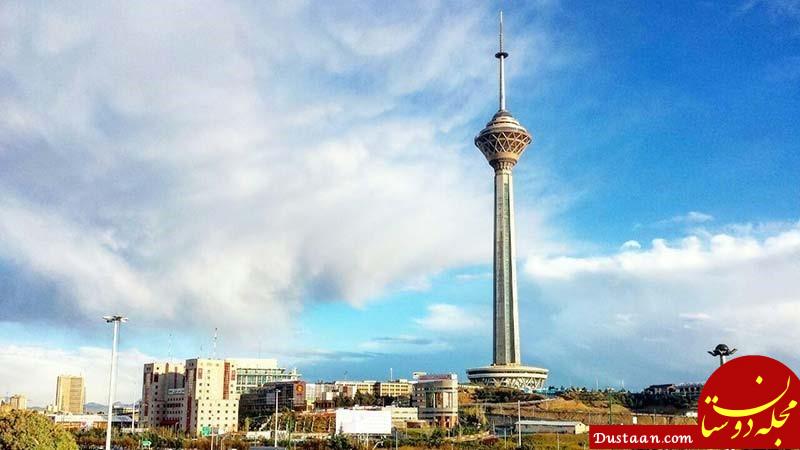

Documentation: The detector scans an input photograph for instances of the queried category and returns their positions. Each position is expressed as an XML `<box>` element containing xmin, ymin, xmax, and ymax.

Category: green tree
<box><xmin>327</xmin><ymin>434</ymin><xmax>354</xmax><ymax>450</ymax></box>
<box><xmin>0</xmin><ymin>409</ymin><xmax>78</xmax><ymax>450</ymax></box>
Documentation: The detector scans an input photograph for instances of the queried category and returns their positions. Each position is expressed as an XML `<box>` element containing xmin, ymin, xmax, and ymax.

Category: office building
<box><xmin>239</xmin><ymin>380</ymin><xmax>308</xmax><ymax>420</ymax></box>
<box><xmin>227</xmin><ymin>358</ymin><xmax>300</xmax><ymax>394</ymax></box>
<box><xmin>140</xmin><ymin>362</ymin><xmax>186</xmax><ymax>427</ymax></box>
<box><xmin>334</xmin><ymin>381</ymin><xmax>376</xmax><ymax>398</ymax></box>
<box><xmin>183</xmin><ymin>358</ymin><xmax>239</xmax><ymax>435</ymax></box>
<box><xmin>140</xmin><ymin>357</ymin><xmax>294</xmax><ymax>435</ymax></box>
<box><xmin>386</xmin><ymin>406</ymin><xmax>419</xmax><ymax>428</ymax></box>
<box><xmin>373</xmin><ymin>380</ymin><xmax>412</xmax><ymax>398</ymax></box>
<box><xmin>413</xmin><ymin>374</ymin><xmax>458</xmax><ymax>428</ymax></box>
<box><xmin>55</xmin><ymin>375</ymin><xmax>85</xmax><ymax>414</ymax></box>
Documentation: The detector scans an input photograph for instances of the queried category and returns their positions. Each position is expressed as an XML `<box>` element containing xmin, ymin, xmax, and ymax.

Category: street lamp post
<box><xmin>708</xmin><ymin>344</ymin><xmax>737</xmax><ymax>367</ymax></box>
<box><xmin>517</xmin><ymin>400</ymin><xmax>521</xmax><ymax>447</ymax></box>
<box><xmin>274</xmin><ymin>388</ymin><xmax>281</xmax><ymax>448</ymax></box>
<box><xmin>103</xmin><ymin>315</ymin><xmax>127</xmax><ymax>450</ymax></box>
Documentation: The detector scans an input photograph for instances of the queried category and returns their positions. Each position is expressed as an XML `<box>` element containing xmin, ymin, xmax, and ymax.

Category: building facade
<box><xmin>373</xmin><ymin>381</ymin><xmax>412</xmax><ymax>398</ymax></box>
<box><xmin>55</xmin><ymin>375</ymin><xmax>85</xmax><ymax>414</ymax></box>
<box><xmin>239</xmin><ymin>380</ymin><xmax>308</xmax><ymax>421</ymax></box>
<box><xmin>141</xmin><ymin>362</ymin><xmax>186</xmax><ymax>428</ymax></box>
<box><xmin>227</xmin><ymin>358</ymin><xmax>300</xmax><ymax>394</ymax></box>
<box><xmin>413</xmin><ymin>374</ymin><xmax>458</xmax><ymax>429</ymax></box>
<box><xmin>334</xmin><ymin>381</ymin><xmax>376</xmax><ymax>398</ymax></box>
<box><xmin>140</xmin><ymin>357</ymin><xmax>295</xmax><ymax>435</ymax></box>
<box><xmin>183</xmin><ymin>358</ymin><xmax>239</xmax><ymax>435</ymax></box>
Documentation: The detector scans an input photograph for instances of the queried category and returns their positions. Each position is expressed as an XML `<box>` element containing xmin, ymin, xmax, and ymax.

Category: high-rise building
<box><xmin>183</xmin><ymin>358</ymin><xmax>239</xmax><ymax>435</ymax></box>
<box><xmin>413</xmin><ymin>374</ymin><xmax>459</xmax><ymax>428</ymax></box>
<box><xmin>141</xmin><ymin>362</ymin><xmax>186</xmax><ymax>428</ymax></box>
<box><xmin>55</xmin><ymin>375</ymin><xmax>85</xmax><ymax>414</ymax></box>
<box><xmin>140</xmin><ymin>357</ymin><xmax>294</xmax><ymax>435</ymax></box>
<box><xmin>466</xmin><ymin>12</ymin><xmax>549</xmax><ymax>391</ymax></box>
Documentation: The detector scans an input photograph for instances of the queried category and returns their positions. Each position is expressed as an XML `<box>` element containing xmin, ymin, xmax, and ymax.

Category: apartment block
<box><xmin>55</xmin><ymin>375</ymin><xmax>85</xmax><ymax>414</ymax></box>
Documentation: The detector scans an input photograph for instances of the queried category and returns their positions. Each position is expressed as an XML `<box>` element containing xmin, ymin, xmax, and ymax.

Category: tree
<box><xmin>327</xmin><ymin>434</ymin><xmax>354</xmax><ymax>450</ymax></box>
<box><xmin>0</xmin><ymin>409</ymin><xmax>78</xmax><ymax>450</ymax></box>
<box><xmin>242</xmin><ymin>416</ymin><xmax>252</xmax><ymax>433</ymax></box>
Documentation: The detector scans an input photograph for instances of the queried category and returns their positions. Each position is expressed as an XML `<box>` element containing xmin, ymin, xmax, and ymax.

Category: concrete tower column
<box><xmin>493</xmin><ymin>162</ymin><xmax>520</xmax><ymax>366</ymax></box>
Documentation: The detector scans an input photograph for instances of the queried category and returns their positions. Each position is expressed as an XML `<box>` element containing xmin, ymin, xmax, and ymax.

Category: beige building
<box><xmin>386</xmin><ymin>406</ymin><xmax>418</xmax><ymax>428</ymax></box>
<box><xmin>55</xmin><ymin>375</ymin><xmax>85</xmax><ymax>414</ymax></box>
<box><xmin>373</xmin><ymin>381</ymin><xmax>412</xmax><ymax>398</ymax></box>
<box><xmin>141</xmin><ymin>362</ymin><xmax>186</xmax><ymax>428</ymax></box>
<box><xmin>141</xmin><ymin>357</ymin><xmax>296</xmax><ymax>435</ymax></box>
<box><xmin>413</xmin><ymin>374</ymin><xmax>458</xmax><ymax>428</ymax></box>
<box><xmin>2</xmin><ymin>394</ymin><xmax>27</xmax><ymax>411</ymax></box>
<box><xmin>334</xmin><ymin>381</ymin><xmax>375</xmax><ymax>398</ymax></box>
<box><xmin>183</xmin><ymin>358</ymin><xmax>239</xmax><ymax>435</ymax></box>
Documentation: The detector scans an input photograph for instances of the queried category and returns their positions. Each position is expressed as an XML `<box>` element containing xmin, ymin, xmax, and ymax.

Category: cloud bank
<box><xmin>0</xmin><ymin>1</ymin><xmax>565</xmax><ymax>345</ymax></box>
<box><xmin>523</xmin><ymin>222</ymin><xmax>800</xmax><ymax>387</ymax></box>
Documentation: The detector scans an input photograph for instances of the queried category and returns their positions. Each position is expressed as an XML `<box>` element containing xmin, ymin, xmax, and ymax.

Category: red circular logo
<box><xmin>698</xmin><ymin>355</ymin><xmax>800</xmax><ymax>448</ymax></box>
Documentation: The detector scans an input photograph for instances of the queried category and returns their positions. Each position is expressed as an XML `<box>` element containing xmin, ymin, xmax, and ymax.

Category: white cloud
<box><xmin>414</xmin><ymin>303</ymin><xmax>484</xmax><ymax>333</ymax></box>
<box><xmin>0</xmin><ymin>1</ymin><xmax>569</xmax><ymax>346</ymax></box>
<box><xmin>357</xmin><ymin>335</ymin><xmax>450</xmax><ymax>354</ymax></box>
<box><xmin>522</xmin><ymin>222</ymin><xmax>800</xmax><ymax>387</ymax></box>
<box><xmin>620</xmin><ymin>240</ymin><xmax>641</xmax><ymax>251</ymax></box>
<box><xmin>0</xmin><ymin>344</ymin><xmax>155</xmax><ymax>406</ymax></box>
<box><xmin>650</xmin><ymin>211</ymin><xmax>714</xmax><ymax>228</ymax></box>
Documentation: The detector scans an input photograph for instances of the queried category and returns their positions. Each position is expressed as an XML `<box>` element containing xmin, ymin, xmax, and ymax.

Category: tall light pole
<box><xmin>517</xmin><ymin>400</ymin><xmax>521</xmax><ymax>447</ymax></box>
<box><xmin>708</xmin><ymin>344</ymin><xmax>737</xmax><ymax>367</ymax></box>
<box><xmin>274</xmin><ymin>388</ymin><xmax>281</xmax><ymax>448</ymax></box>
<box><xmin>103</xmin><ymin>315</ymin><xmax>127</xmax><ymax>450</ymax></box>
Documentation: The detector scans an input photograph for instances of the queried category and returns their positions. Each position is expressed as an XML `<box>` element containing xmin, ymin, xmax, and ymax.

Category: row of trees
<box><xmin>0</xmin><ymin>410</ymin><xmax>77</xmax><ymax>450</ymax></box>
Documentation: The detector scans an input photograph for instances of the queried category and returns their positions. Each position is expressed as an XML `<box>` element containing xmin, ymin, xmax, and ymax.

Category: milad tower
<box><xmin>466</xmin><ymin>13</ymin><xmax>548</xmax><ymax>391</ymax></box>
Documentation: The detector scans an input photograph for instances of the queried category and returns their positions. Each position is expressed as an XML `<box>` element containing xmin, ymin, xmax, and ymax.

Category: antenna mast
<box><xmin>213</xmin><ymin>327</ymin><xmax>218</xmax><ymax>359</ymax></box>
<box><xmin>496</xmin><ymin>11</ymin><xmax>509</xmax><ymax>111</ymax></box>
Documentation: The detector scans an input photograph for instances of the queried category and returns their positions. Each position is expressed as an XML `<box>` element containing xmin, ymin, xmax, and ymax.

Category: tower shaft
<box><xmin>493</xmin><ymin>164</ymin><xmax>520</xmax><ymax>365</ymax></box>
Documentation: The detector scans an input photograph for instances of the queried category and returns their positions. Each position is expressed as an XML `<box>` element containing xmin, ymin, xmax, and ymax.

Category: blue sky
<box><xmin>1</xmin><ymin>0</ymin><xmax>799</xmax><ymax>406</ymax></box>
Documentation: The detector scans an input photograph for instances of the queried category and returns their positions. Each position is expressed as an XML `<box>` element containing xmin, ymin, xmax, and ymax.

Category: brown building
<box><xmin>141</xmin><ymin>362</ymin><xmax>186</xmax><ymax>427</ymax></box>
<box><xmin>413</xmin><ymin>374</ymin><xmax>458</xmax><ymax>428</ymax></box>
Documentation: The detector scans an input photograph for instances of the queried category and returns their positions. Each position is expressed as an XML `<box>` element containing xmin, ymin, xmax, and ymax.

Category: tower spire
<box><xmin>496</xmin><ymin>11</ymin><xmax>509</xmax><ymax>111</ymax></box>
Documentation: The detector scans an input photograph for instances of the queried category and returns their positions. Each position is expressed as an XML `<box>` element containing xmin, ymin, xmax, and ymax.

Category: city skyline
<box><xmin>1</xmin><ymin>1</ymin><xmax>799</xmax><ymax>407</ymax></box>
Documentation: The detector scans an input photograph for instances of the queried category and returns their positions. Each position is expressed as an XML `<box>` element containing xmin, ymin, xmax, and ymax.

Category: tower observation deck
<box><xmin>466</xmin><ymin>12</ymin><xmax>549</xmax><ymax>391</ymax></box>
